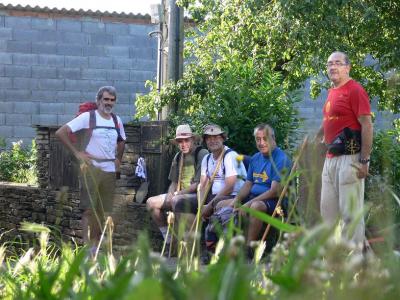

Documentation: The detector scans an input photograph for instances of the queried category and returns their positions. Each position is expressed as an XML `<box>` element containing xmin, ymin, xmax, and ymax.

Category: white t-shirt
<box><xmin>67</xmin><ymin>110</ymin><xmax>126</xmax><ymax>172</ymax></box>
<box><xmin>201</xmin><ymin>146</ymin><xmax>246</xmax><ymax>195</ymax></box>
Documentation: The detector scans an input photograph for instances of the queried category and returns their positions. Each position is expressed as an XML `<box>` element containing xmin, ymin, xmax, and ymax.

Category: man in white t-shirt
<box><xmin>55</xmin><ymin>86</ymin><xmax>126</xmax><ymax>251</ymax></box>
<box><xmin>198</xmin><ymin>124</ymin><xmax>246</xmax><ymax>219</ymax></box>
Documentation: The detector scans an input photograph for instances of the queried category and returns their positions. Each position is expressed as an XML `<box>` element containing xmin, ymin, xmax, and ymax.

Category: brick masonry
<box><xmin>0</xmin><ymin>8</ymin><xmax>157</xmax><ymax>146</ymax></box>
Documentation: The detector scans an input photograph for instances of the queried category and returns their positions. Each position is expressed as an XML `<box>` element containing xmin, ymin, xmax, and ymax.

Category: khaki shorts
<box><xmin>80</xmin><ymin>165</ymin><xmax>116</xmax><ymax>212</ymax></box>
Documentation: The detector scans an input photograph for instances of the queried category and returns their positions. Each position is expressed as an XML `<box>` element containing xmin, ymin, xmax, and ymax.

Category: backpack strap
<box><xmin>222</xmin><ymin>148</ymin><xmax>233</xmax><ymax>175</ymax></box>
<box><xmin>80</xmin><ymin>110</ymin><xmax>96</xmax><ymax>151</ymax></box>
<box><xmin>110</xmin><ymin>113</ymin><xmax>124</xmax><ymax>143</ymax></box>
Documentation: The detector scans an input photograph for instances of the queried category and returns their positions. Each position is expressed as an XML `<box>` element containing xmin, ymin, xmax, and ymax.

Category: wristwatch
<box><xmin>359</xmin><ymin>158</ymin><xmax>370</xmax><ymax>164</ymax></box>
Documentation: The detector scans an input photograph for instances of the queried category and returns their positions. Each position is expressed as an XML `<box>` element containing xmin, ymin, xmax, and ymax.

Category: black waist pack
<box><xmin>327</xmin><ymin>127</ymin><xmax>361</xmax><ymax>156</ymax></box>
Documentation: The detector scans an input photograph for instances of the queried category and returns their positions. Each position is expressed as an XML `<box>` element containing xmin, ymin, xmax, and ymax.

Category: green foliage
<box><xmin>180</xmin><ymin>0</ymin><xmax>400</xmax><ymax>113</ymax></box>
<box><xmin>0</xmin><ymin>140</ymin><xmax>37</xmax><ymax>184</ymax></box>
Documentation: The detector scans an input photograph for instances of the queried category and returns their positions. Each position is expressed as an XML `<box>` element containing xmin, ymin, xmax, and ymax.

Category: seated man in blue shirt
<box><xmin>218</xmin><ymin>123</ymin><xmax>292</xmax><ymax>242</ymax></box>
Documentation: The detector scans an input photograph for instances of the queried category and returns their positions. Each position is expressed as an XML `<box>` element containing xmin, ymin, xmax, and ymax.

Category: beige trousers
<box><xmin>320</xmin><ymin>154</ymin><xmax>365</xmax><ymax>247</ymax></box>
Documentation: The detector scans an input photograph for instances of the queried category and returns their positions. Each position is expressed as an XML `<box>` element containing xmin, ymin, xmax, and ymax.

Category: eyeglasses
<box><xmin>102</xmin><ymin>97</ymin><xmax>116</xmax><ymax>102</ymax></box>
<box><xmin>326</xmin><ymin>61</ymin><xmax>348</xmax><ymax>68</ymax></box>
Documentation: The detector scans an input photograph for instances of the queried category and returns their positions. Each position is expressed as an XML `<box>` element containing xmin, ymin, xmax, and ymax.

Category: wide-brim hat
<box><xmin>170</xmin><ymin>124</ymin><xmax>200</xmax><ymax>144</ymax></box>
<box><xmin>202</xmin><ymin>124</ymin><xmax>227</xmax><ymax>140</ymax></box>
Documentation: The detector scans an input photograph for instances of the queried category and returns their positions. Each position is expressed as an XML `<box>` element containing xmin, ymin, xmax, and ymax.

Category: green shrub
<box><xmin>0</xmin><ymin>139</ymin><xmax>37</xmax><ymax>184</ymax></box>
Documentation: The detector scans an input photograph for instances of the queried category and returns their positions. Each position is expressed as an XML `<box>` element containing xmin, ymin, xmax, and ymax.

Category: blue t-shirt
<box><xmin>246</xmin><ymin>147</ymin><xmax>292</xmax><ymax>196</ymax></box>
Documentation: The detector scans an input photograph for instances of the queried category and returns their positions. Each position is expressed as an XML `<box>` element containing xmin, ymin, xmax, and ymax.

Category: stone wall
<box><xmin>0</xmin><ymin>123</ymin><xmax>168</xmax><ymax>254</ymax></box>
<box><xmin>0</xmin><ymin>5</ymin><xmax>157</xmax><ymax>146</ymax></box>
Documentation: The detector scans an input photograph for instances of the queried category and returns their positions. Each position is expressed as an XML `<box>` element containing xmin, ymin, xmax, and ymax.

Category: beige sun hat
<box><xmin>202</xmin><ymin>124</ymin><xmax>227</xmax><ymax>140</ymax></box>
<box><xmin>175</xmin><ymin>124</ymin><xmax>194</xmax><ymax>139</ymax></box>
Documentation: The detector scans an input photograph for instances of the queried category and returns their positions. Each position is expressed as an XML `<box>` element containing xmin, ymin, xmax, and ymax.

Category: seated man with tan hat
<box><xmin>146</xmin><ymin>124</ymin><xmax>208</xmax><ymax>246</ymax></box>
<box><xmin>174</xmin><ymin>124</ymin><xmax>247</xmax><ymax>225</ymax></box>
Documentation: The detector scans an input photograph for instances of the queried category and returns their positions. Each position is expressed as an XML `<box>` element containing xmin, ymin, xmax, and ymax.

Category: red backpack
<box><xmin>69</xmin><ymin>102</ymin><xmax>123</xmax><ymax>151</ymax></box>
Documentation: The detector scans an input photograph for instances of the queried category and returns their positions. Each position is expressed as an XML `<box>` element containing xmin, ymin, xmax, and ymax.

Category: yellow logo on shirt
<box><xmin>253</xmin><ymin>171</ymin><xmax>269</xmax><ymax>182</ymax></box>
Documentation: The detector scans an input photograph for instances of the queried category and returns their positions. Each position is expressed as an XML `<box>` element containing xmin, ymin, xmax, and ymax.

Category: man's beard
<box><xmin>103</xmin><ymin>105</ymin><xmax>113</xmax><ymax>113</ymax></box>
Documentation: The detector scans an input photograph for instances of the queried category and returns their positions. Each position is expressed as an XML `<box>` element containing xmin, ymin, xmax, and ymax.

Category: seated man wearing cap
<box><xmin>146</xmin><ymin>124</ymin><xmax>208</xmax><ymax>245</ymax></box>
<box><xmin>174</xmin><ymin>124</ymin><xmax>247</xmax><ymax>225</ymax></box>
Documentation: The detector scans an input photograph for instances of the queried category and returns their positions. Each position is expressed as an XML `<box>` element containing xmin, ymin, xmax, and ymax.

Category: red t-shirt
<box><xmin>323</xmin><ymin>79</ymin><xmax>371</xmax><ymax>144</ymax></box>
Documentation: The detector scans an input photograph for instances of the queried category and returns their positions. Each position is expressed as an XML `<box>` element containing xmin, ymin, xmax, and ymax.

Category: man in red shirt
<box><xmin>316</xmin><ymin>51</ymin><xmax>373</xmax><ymax>250</ymax></box>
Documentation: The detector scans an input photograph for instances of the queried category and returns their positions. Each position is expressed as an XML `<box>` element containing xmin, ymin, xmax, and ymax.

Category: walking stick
<box><xmin>261</xmin><ymin>136</ymin><xmax>308</xmax><ymax>242</ymax></box>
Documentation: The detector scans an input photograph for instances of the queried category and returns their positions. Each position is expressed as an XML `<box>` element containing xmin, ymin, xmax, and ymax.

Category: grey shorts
<box><xmin>80</xmin><ymin>165</ymin><xmax>116</xmax><ymax>212</ymax></box>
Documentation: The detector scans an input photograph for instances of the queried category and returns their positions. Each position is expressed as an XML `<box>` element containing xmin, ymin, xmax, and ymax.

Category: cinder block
<box><xmin>0</xmin><ymin>28</ymin><xmax>12</xmax><ymax>40</ymax></box>
<box><xmin>88</xmin><ymin>56</ymin><xmax>112</xmax><ymax>69</ymax></box>
<box><xmin>114</xmin><ymin>92</ymin><xmax>131</xmax><ymax>104</ymax></box>
<box><xmin>32</xmin><ymin>90</ymin><xmax>57</xmax><ymax>102</ymax></box>
<box><xmin>13</xmin><ymin>126</ymin><xmax>36</xmax><ymax>138</ymax></box>
<box><xmin>0</xmin><ymin>40</ymin><xmax>6</xmax><ymax>51</ymax></box>
<box><xmin>83</xmin><ymin>45</ymin><xmax>105</xmax><ymax>56</ymax></box>
<box><xmin>113</xmin><ymin>35</ymin><xmax>136</xmax><ymax>46</ymax></box>
<box><xmin>130</xmin><ymin>35</ymin><xmax>156</xmax><ymax>48</ymax></box>
<box><xmin>56</xmin><ymin>91</ymin><xmax>82</xmax><ymax>102</ymax></box>
<box><xmin>31</xmin><ymin>18</ymin><xmax>56</xmax><ymax>30</ymax></box>
<box><xmin>113</xmin><ymin>57</ymin><xmax>134</xmax><ymax>69</ymax></box>
<box><xmin>38</xmin><ymin>54</ymin><xmax>64</xmax><ymax>67</ymax></box>
<box><xmin>13</xmin><ymin>78</ymin><xmax>40</xmax><ymax>89</ymax></box>
<box><xmin>5</xmin><ymin>16</ymin><xmax>32</xmax><ymax>29</ymax></box>
<box><xmin>65</xmin><ymin>56</ymin><xmax>88</xmax><ymax>68</ymax></box>
<box><xmin>57</xmin><ymin>114</ymin><xmax>74</xmax><ymax>125</ymax></box>
<box><xmin>65</xmin><ymin>79</ymin><xmax>91</xmax><ymax>91</ymax></box>
<box><xmin>64</xmin><ymin>102</ymin><xmax>79</xmax><ymax>114</ymax></box>
<box><xmin>81</xmin><ymin>91</ymin><xmax>97</xmax><ymax>101</ymax></box>
<box><xmin>32</xmin><ymin>66</ymin><xmax>57</xmax><ymax>79</ymax></box>
<box><xmin>0</xmin><ymin>113</ymin><xmax>5</xmax><ymax>125</ymax></box>
<box><xmin>0</xmin><ymin>77</ymin><xmax>12</xmax><ymax>88</ymax></box>
<box><xmin>132</xmin><ymin>59</ymin><xmax>157</xmax><ymax>71</ymax></box>
<box><xmin>57</xmin><ymin>19</ymin><xmax>82</xmax><ymax>32</ymax></box>
<box><xmin>107</xmin><ymin>70</ymin><xmax>130</xmax><ymax>80</ymax></box>
<box><xmin>13</xmin><ymin>53</ymin><xmax>38</xmax><ymax>65</ymax></box>
<box><xmin>130</xmin><ymin>47</ymin><xmax>156</xmax><ymax>60</ymax></box>
<box><xmin>57</xmin><ymin>43</ymin><xmax>82</xmax><ymax>56</ymax></box>
<box><xmin>57</xmin><ymin>68</ymin><xmax>81</xmax><ymax>80</ymax></box>
<box><xmin>5</xmin><ymin>65</ymin><xmax>31</xmax><ymax>77</ymax></box>
<box><xmin>0</xmin><ymin>65</ymin><xmax>4</xmax><ymax>76</ymax></box>
<box><xmin>82</xmin><ymin>21</ymin><xmax>105</xmax><ymax>33</ymax></box>
<box><xmin>36</xmin><ymin>30</ymin><xmax>59</xmax><ymax>42</ymax></box>
<box><xmin>88</xmin><ymin>80</ymin><xmax>109</xmax><ymax>92</ymax></box>
<box><xmin>82</xmin><ymin>69</ymin><xmax>107</xmax><ymax>80</ymax></box>
<box><xmin>90</xmin><ymin>33</ymin><xmax>113</xmax><ymax>46</ymax></box>
<box><xmin>130</xmin><ymin>70</ymin><xmax>156</xmax><ymax>82</ymax></box>
<box><xmin>113</xmin><ymin>82</ymin><xmax>135</xmax><ymax>93</ymax></box>
<box><xmin>0</xmin><ymin>16</ymin><xmax>4</xmax><ymax>27</ymax></box>
<box><xmin>32</xmin><ymin>42</ymin><xmax>57</xmax><ymax>54</ymax></box>
<box><xmin>106</xmin><ymin>23</ymin><xmax>129</xmax><ymax>35</ymax></box>
<box><xmin>129</xmin><ymin>24</ymin><xmax>153</xmax><ymax>36</ymax></box>
<box><xmin>0</xmin><ymin>125</ymin><xmax>12</xmax><ymax>137</ymax></box>
<box><xmin>6</xmin><ymin>114</ymin><xmax>32</xmax><ymax>125</ymax></box>
<box><xmin>5</xmin><ymin>89</ymin><xmax>31</xmax><ymax>100</ymax></box>
<box><xmin>12</xmin><ymin>29</ymin><xmax>40</xmax><ymax>41</ymax></box>
<box><xmin>32</xmin><ymin>114</ymin><xmax>58</xmax><ymax>126</ymax></box>
<box><xmin>39</xmin><ymin>102</ymin><xmax>64</xmax><ymax>114</ymax></box>
<box><xmin>0</xmin><ymin>53</ymin><xmax>12</xmax><ymax>64</ymax></box>
<box><xmin>62</xmin><ymin>32</ymin><xmax>88</xmax><ymax>44</ymax></box>
<box><xmin>114</xmin><ymin>104</ymin><xmax>133</xmax><ymax>116</ymax></box>
<box><xmin>6</xmin><ymin>41</ymin><xmax>31</xmax><ymax>53</ymax></box>
<box><xmin>0</xmin><ymin>101</ymin><xmax>13</xmax><ymax>113</ymax></box>
<box><xmin>105</xmin><ymin>46</ymin><xmax>129</xmax><ymax>57</ymax></box>
<box><xmin>38</xmin><ymin>79</ymin><xmax>65</xmax><ymax>90</ymax></box>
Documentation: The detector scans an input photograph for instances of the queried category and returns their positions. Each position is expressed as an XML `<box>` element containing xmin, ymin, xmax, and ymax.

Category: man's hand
<box><xmin>76</xmin><ymin>151</ymin><xmax>93</xmax><ymax>173</ymax></box>
<box><xmin>356</xmin><ymin>163</ymin><xmax>369</xmax><ymax>179</ymax></box>
<box><xmin>202</xmin><ymin>202</ymin><xmax>214</xmax><ymax>219</ymax></box>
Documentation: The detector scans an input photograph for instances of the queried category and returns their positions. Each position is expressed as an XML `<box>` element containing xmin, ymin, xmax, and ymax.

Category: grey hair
<box><xmin>331</xmin><ymin>51</ymin><xmax>351</xmax><ymax>65</ymax></box>
<box><xmin>96</xmin><ymin>86</ymin><xmax>117</xmax><ymax>101</ymax></box>
<box><xmin>253</xmin><ymin>123</ymin><xmax>275</xmax><ymax>140</ymax></box>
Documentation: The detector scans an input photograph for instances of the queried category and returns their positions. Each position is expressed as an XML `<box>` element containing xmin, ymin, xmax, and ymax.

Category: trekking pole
<box><xmin>261</xmin><ymin>136</ymin><xmax>308</xmax><ymax>242</ymax></box>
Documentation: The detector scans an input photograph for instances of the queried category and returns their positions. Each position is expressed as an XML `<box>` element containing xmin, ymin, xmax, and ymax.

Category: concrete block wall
<box><xmin>0</xmin><ymin>8</ymin><xmax>157</xmax><ymax>146</ymax></box>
